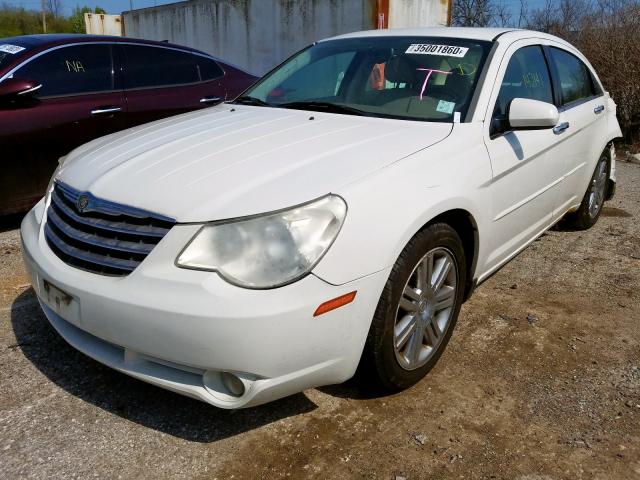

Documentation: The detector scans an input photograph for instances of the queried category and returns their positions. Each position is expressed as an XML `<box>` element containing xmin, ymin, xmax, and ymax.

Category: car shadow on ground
<box><xmin>0</xmin><ymin>213</ymin><xmax>24</xmax><ymax>233</ymax></box>
<box><xmin>10</xmin><ymin>288</ymin><xmax>318</xmax><ymax>443</ymax></box>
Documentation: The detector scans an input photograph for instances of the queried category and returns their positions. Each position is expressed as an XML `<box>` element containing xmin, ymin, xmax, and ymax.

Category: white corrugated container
<box><xmin>84</xmin><ymin>13</ymin><xmax>123</xmax><ymax>36</ymax></box>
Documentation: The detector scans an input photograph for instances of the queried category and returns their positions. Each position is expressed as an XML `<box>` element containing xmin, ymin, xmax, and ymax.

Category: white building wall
<box><xmin>122</xmin><ymin>0</ymin><xmax>451</xmax><ymax>75</ymax></box>
<box><xmin>389</xmin><ymin>0</ymin><xmax>450</xmax><ymax>28</ymax></box>
<box><xmin>122</xmin><ymin>0</ymin><xmax>376</xmax><ymax>75</ymax></box>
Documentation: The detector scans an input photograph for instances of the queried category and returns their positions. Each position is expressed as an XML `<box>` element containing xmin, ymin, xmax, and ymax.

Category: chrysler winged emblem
<box><xmin>77</xmin><ymin>194</ymin><xmax>89</xmax><ymax>212</ymax></box>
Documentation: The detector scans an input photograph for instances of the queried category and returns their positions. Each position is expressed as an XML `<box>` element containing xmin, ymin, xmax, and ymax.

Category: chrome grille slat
<box><xmin>45</xmin><ymin>182</ymin><xmax>175</xmax><ymax>276</ymax></box>
<box><xmin>47</xmin><ymin>207</ymin><xmax>156</xmax><ymax>255</ymax></box>
<box><xmin>51</xmin><ymin>190</ymin><xmax>169</xmax><ymax>238</ymax></box>
<box><xmin>45</xmin><ymin>223</ymin><xmax>138</xmax><ymax>272</ymax></box>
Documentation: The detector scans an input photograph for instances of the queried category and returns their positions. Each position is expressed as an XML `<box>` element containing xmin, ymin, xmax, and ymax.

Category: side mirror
<box><xmin>0</xmin><ymin>78</ymin><xmax>42</xmax><ymax>99</ymax></box>
<box><xmin>508</xmin><ymin>98</ymin><xmax>559</xmax><ymax>129</ymax></box>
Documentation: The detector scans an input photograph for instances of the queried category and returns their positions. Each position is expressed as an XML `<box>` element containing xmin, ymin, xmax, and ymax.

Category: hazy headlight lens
<box><xmin>176</xmin><ymin>195</ymin><xmax>347</xmax><ymax>288</ymax></box>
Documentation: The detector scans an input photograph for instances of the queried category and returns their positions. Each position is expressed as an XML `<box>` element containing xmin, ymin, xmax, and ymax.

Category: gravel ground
<box><xmin>0</xmin><ymin>161</ymin><xmax>638</xmax><ymax>480</ymax></box>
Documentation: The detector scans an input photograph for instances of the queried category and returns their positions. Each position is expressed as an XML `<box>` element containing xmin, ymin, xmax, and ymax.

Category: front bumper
<box><xmin>21</xmin><ymin>203</ymin><xmax>389</xmax><ymax>408</ymax></box>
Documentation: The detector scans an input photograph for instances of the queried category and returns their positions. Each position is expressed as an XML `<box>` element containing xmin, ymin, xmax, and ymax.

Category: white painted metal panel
<box><xmin>389</xmin><ymin>0</ymin><xmax>451</xmax><ymax>28</ymax></box>
<box><xmin>84</xmin><ymin>13</ymin><xmax>123</xmax><ymax>36</ymax></box>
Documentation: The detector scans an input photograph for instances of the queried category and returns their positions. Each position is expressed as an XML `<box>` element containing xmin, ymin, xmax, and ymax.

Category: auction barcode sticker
<box><xmin>0</xmin><ymin>44</ymin><xmax>26</xmax><ymax>54</ymax></box>
<box><xmin>405</xmin><ymin>44</ymin><xmax>468</xmax><ymax>58</ymax></box>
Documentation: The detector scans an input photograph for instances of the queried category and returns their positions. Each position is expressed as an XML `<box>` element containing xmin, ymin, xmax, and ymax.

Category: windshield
<box><xmin>242</xmin><ymin>36</ymin><xmax>492</xmax><ymax>122</ymax></box>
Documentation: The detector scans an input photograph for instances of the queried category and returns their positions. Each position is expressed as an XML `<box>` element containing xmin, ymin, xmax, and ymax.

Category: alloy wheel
<box><xmin>588</xmin><ymin>158</ymin><xmax>608</xmax><ymax>218</ymax></box>
<box><xmin>393</xmin><ymin>247</ymin><xmax>458</xmax><ymax>371</ymax></box>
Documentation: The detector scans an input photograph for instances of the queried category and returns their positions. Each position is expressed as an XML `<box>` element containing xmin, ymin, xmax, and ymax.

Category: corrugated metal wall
<box><xmin>122</xmin><ymin>0</ymin><xmax>450</xmax><ymax>75</ymax></box>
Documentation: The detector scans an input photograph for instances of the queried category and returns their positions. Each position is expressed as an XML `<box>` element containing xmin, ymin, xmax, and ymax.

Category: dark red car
<box><xmin>0</xmin><ymin>34</ymin><xmax>257</xmax><ymax>215</ymax></box>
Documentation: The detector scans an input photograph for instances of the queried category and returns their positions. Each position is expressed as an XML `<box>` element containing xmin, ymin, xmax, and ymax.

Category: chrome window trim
<box><xmin>557</xmin><ymin>93</ymin><xmax>605</xmax><ymax>113</ymax></box>
<box><xmin>0</xmin><ymin>40</ymin><xmax>226</xmax><ymax>84</ymax></box>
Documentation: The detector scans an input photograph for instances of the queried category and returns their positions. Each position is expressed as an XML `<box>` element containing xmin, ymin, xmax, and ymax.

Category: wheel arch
<box><xmin>418</xmin><ymin>208</ymin><xmax>479</xmax><ymax>301</ymax></box>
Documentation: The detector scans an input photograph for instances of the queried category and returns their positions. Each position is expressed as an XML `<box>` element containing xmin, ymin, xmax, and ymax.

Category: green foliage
<box><xmin>0</xmin><ymin>4</ymin><xmax>107</xmax><ymax>37</ymax></box>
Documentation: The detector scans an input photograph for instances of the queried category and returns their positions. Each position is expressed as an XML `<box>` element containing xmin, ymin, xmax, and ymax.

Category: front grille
<box><xmin>44</xmin><ymin>181</ymin><xmax>175</xmax><ymax>276</ymax></box>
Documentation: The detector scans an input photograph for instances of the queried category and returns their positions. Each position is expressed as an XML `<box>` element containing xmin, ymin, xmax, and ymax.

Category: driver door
<box><xmin>0</xmin><ymin>43</ymin><xmax>126</xmax><ymax>214</ymax></box>
<box><xmin>482</xmin><ymin>42</ymin><xmax>564</xmax><ymax>274</ymax></box>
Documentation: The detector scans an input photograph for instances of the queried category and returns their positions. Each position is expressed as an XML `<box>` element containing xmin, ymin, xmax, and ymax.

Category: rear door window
<box><xmin>122</xmin><ymin>45</ymin><xmax>222</xmax><ymax>89</ymax></box>
<box><xmin>548</xmin><ymin>47</ymin><xmax>601</xmax><ymax>106</ymax></box>
<box><xmin>13</xmin><ymin>44</ymin><xmax>114</xmax><ymax>97</ymax></box>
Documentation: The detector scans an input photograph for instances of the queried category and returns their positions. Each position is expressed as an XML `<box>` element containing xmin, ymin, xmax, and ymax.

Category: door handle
<box><xmin>91</xmin><ymin>106</ymin><xmax>122</xmax><ymax>115</ymax></box>
<box><xmin>553</xmin><ymin>122</ymin><xmax>570</xmax><ymax>135</ymax></box>
<box><xmin>594</xmin><ymin>105</ymin><xmax>605</xmax><ymax>114</ymax></box>
<box><xmin>200</xmin><ymin>96</ymin><xmax>222</xmax><ymax>104</ymax></box>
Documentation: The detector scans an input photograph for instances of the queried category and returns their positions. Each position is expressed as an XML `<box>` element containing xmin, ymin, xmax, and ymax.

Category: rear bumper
<box><xmin>606</xmin><ymin>143</ymin><xmax>617</xmax><ymax>201</ymax></box>
<box><xmin>21</xmin><ymin>202</ymin><xmax>389</xmax><ymax>408</ymax></box>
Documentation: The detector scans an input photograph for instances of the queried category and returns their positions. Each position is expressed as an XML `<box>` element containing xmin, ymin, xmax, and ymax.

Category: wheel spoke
<box><xmin>394</xmin><ymin>314</ymin><xmax>417</xmax><ymax>350</ymax></box>
<box><xmin>434</xmin><ymin>309</ymin><xmax>451</xmax><ymax>337</ymax></box>
<box><xmin>416</xmin><ymin>254</ymin><xmax>432</xmax><ymax>292</ymax></box>
<box><xmin>431</xmin><ymin>256</ymin><xmax>452</xmax><ymax>291</ymax></box>
<box><xmin>423</xmin><ymin>320</ymin><xmax>438</xmax><ymax>346</ymax></box>
<box><xmin>407</xmin><ymin>324</ymin><xmax>424</xmax><ymax>365</ymax></box>
<box><xmin>434</xmin><ymin>285</ymin><xmax>455</xmax><ymax>311</ymax></box>
<box><xmin>400</xmin><ymin>286</ymin><xmax>420</xmax><ymax>312</ymax></box>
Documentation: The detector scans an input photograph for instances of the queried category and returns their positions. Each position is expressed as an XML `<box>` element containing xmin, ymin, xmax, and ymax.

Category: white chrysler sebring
<box><xmin>21</xmin><ymin>28</ymin><xmax>621</xmax><ymax>408</ymax></box>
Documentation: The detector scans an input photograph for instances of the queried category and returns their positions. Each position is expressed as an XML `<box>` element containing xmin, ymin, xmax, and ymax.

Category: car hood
<box><xmin>58</xmin><ymin>104</ymin><xmax>452</xmax><ymax>222</ymax></box>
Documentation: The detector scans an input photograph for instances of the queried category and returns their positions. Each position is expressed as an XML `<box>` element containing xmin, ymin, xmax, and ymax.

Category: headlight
<box><xmin>176</xmin><ymin>195</ymin><xmax>347</xmax><ymax>289</ymax></box>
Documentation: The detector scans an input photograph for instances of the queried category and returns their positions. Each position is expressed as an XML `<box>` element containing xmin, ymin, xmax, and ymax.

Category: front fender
<box><xmin>313</xmin><ymin>126</ymin><xmax>493</xmax><ymax>286</ymax></box>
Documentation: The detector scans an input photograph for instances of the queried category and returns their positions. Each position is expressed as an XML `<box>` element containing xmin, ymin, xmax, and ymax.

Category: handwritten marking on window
<box><xmin>416</xmin><ymin>68</ymin><xmax>451</xmax><ymax>100</ymax></box>
<box><xmin>455</xmin><ymin>63</ymin><xmax>477</xmax><ymax>77</ymax></box>
<box><xmin>523</xmin><ymin>72</ymin><xmax>542</xmax><ymax>88</ymax></box>
<box><xmin>65</xmin><ymin>60</ymin><xmax>85</xmax><ymax>73</ymax></box>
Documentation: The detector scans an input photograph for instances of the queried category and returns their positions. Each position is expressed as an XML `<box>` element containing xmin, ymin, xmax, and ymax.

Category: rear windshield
<box><xmin>243</xmin><ymin>36</ymin><xmax>492</xmax><ymax>122</ymax></box>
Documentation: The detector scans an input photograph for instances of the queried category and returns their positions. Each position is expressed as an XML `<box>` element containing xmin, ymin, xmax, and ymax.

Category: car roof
<box><xmin>0</xmin><ymin>34</ymin><xmax>208</xmax><ymax>54</ymax></box>
<box><xmin>0</xmin><ymin>34</ymin><xmax>258</xmax><ymax>78</ymax></box>
<box><xmin>323</xmin><ymin>27</ymin><xmax>569</xmax><ymax>44</ymax></box>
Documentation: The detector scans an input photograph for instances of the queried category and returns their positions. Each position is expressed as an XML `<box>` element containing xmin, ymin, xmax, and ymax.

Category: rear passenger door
<box><xmin>482</xmin><ymin>42</ymin><xmax>564</xmax><ymax>274</ymax></box>
<box><xmin>545</xmin><ymin>45</ymin><xmax>608</xmax><ymax>216</ymax></box>
<box><xmin>120</xmin><ymin>44</ymin><xmax>226</xmax><ymax>127</ymax></box>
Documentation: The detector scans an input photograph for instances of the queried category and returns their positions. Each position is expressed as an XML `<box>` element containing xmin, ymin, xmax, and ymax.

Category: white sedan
<box><xmin>21</xmin><ymin>27</ymin><xmax>621</xmax><ymax>408</ymax></box>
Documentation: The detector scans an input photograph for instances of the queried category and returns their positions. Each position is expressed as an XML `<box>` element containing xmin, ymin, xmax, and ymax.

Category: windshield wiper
<box><xmin>234</xmin><ymin>95</ymin><xmax>271</xmax><ymax>107</ymax></box>
<box><xmin>277</xmin><ymin>101</ymin><xmax>368</xmax><ymax>117</ymax></box>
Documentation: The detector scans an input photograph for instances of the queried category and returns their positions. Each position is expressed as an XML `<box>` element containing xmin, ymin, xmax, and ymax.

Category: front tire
<box><xmin>565</xmin><ymin>153</ymin><xmax>609</xmax><ymax>230</ymax></box>
<box><xmin>360</xmin><ymin>223</ymin><xmax>466</xmax><ymax>390</ymax></box>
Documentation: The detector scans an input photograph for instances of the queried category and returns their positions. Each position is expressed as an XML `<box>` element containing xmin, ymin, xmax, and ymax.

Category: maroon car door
<box><xmin>120</xmin><ymin>44</ymin><xmax>227</xmax><ymax>127</ymax></box>
<box><xmin>1</xmin><ymin>43</ymin><xmax>126</xmax><ymax>213</ymax></box>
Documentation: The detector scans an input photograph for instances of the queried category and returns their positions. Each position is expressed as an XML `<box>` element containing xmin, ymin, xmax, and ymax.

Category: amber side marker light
<box><xmin>313</xmin><ymin>291</ymin><xmax>357</xmax><ymax>317</ymax></box>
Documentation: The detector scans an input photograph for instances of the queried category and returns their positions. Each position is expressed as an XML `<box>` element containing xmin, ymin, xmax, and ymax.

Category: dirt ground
<box><xmin>0</xmin><ymin>161</ymin><xmax>638</xmax><ymax>480</ymax></box>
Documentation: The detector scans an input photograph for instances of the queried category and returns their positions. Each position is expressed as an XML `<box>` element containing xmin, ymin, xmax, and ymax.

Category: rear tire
<box><xmin>565</xmin><ymin>153</ymin><xmax>609</xmax><ymax>230</ymax></box>
<box><xmin>359</xmin><ymin>223</ymin><xmax>466</xmax><ymax>390</ymax></box>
